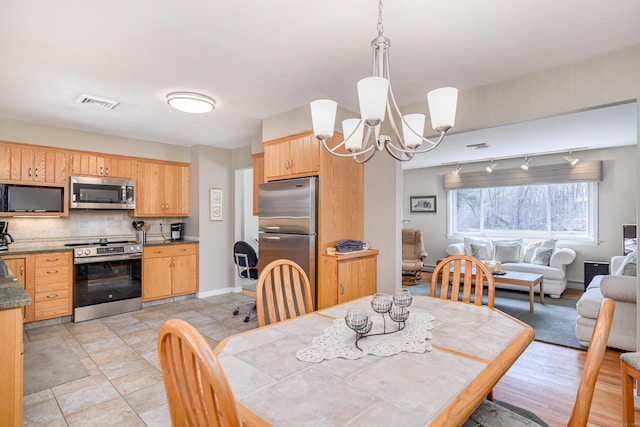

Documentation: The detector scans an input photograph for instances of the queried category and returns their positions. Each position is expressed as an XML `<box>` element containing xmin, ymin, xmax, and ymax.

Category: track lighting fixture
<box><xmin>452</xmin><ymin>163</ymin><xmax>462</xmax><ymax>176</ymax></box>
<box><xmin>563</xmin><ymin>150</ymin><xmax>580</xmax><ymax>166</ymax></box>
<box><xmin>485</xmin><ymin>160</ymin><xmax>497</xmax><ymax>173</ymax></box>
<box><xmin>520</xmin><ymin>156</ymin><xmax>531</xmax><ymax>171</ymax></box>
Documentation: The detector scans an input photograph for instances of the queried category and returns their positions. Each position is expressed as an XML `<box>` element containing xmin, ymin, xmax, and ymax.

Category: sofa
<box><xmin>446</xmin><ymin>238</ymin><xmax>576</xmax><ymax>298</ymax></box>
<box><xmin>576</xmin><ymin>253</ymin><xmax>637</xmax><ymax>351</ymax></box>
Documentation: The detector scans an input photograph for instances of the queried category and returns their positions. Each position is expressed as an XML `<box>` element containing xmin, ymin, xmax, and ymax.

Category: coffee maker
<box><xmin>170</xmin><ymin>223</ymin><xmax>184</xmax><ymax>241</ymax></box>
<box><xmin>0</xmin><ymin>221</ymin><xmax>14</xmax><ymax>251</ymax></box>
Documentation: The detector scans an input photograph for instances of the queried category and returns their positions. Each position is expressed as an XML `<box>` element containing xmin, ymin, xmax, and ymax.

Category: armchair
<box><xmin>402</xmin><ymin>228</ymin><xmax>428</xmax><ymax>284</ymax></box>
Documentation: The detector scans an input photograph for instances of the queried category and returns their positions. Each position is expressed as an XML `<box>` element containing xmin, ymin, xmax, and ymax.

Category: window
<box><xmin>449</xmin><ymin>182</ymin><xmax>597</xmax><ymax>241</ymax></box>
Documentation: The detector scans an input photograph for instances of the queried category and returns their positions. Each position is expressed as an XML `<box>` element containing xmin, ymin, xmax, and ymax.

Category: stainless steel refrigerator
<box><xmin>258</xmin><ymin>177</ymin><xmax>317</xmax><ymax>304</ymax></box>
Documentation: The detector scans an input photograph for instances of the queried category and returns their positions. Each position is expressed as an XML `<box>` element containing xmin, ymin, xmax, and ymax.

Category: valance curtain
<box><xmin>443</xmin><ymin>161</ymin><xmax>602</xmax><ymax>190</ymax></box>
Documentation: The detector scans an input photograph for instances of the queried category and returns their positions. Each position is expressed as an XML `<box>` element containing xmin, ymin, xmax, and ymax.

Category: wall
<box><xmin>402</xmin><ymin>145</ymin><xmax>637</xmax><ymax>289</ymax></box>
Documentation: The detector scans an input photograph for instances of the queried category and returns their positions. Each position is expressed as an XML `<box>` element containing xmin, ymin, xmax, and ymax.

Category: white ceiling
<box><xmin>0</xmin><ymin>0</ymin><xmax>639</xmax><ymax>166</ymax></box>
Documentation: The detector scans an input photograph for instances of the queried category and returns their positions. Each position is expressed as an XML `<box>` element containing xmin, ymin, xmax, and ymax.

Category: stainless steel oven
<box><xmin>68</xmin><ymin>241</ymin><xmax>142</xmax><ymax>322</ymax></box>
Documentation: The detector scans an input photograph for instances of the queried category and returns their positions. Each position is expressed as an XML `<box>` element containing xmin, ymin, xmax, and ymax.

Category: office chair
<box><xmin>232</xmin><ymin>241</ymin><xmax>258</xmax><ymax>322</ymax></box>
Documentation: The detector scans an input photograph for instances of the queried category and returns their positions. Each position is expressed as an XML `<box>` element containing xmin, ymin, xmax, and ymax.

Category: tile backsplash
<box><xmin>6</xmin><ymin>211</ymin><xmax>181</xmax><ymax>244</ymax></box>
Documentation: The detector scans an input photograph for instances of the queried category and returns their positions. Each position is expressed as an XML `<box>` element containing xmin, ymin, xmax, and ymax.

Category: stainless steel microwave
<box><xmin>70</xmin><ymin>176</ymin><xmax>135</xmax><ymax>210</ymax></box>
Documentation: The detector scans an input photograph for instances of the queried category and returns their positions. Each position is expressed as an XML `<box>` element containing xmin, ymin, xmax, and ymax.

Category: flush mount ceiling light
<box><xmin>485</xmin><ymin>160</ymin><xmax>498</xmax><ymax>173</ymax></box>
<box><xmin>452</xmin><ymin>163</ymin><xmax>462</xmax><ymax>176</ymax></box>
<box><xmin>520</xmin><ymin>156</ymin><xmax>531</xmax><ymax>171</ymax></box>
<box><xmin>309</xmin><ymin>0</ymin><xmax>458</xmax><ymax>164</ymax></box>
<box><xmin>166</xmin><ymin>92</ymin><xmax>216</xmax><ymax>114</ymax></box>
<box><xmin>563</xmin><ymin>150</ymin><xmax>580</xmax><ymax>166</ymax></box>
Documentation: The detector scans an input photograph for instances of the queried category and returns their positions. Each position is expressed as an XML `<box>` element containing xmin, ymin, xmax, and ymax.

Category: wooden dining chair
<box><xmin>431</xmin><ymin>254</ymin><xmax>496</xmax><ymax>308</ymax></box>
<box><xmin>620</xmin><ymin>351</ymin><xmax>640</xmax><ymax>426</ymax></box>
<box><xmin>158</xmin><ymin>318</ymin><xmax>242</xmax><ymax>427</ymax></box>
<box><xmin>464</xmin><ymin>297</ymin><xmax>615</xmax><ymax>427</ymax></box>
<box><xmin>256</xmin><ymin>259</ymin><xmax>313</xmax><ymax>327</ymax></box>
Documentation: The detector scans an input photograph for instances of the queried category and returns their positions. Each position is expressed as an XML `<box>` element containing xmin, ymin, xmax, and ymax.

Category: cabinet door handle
<box><xmin>100</xmin><ymin>166</ymin><xmax>104</xmax><ymax>175</ymax></box>
<box><xmin>105</xmin><ymin>167</ymin><xmax>109</xmax><ymax>175</ymax></box>
<box><xmin>35</xmin><ymin>168</ymin><xmax>39</xmax><ymax>177</ymax></box>
<box><xmin>19</xmin><ymin>266</ymin><xmax>24</xmax><ymax>276</ymax></box>
<box><xmin>47</xmin><ymin>270</ymin><xmax>59</xmax><ymax>274</ymax></box>
<box><xmin>47</xmin><ymin>258</ymin><xmax>59</xmax><ymax>262</ymax></box>
<box><xmin>46</xmin><ymin>294</ymin><xmax>58</xmax><ymax>299</ymax></box>
<box><xmin>28</xmin><ymin>167</ymin><xmax>32</xmax><ymax>177</ymax></box>
<box><xmin>341</xmin><ymin>283</ymin><xmax>345</xmax><ymax>295</ymax></box>
<box><xmin>154</xmin><ymin>250</ymin><xmax>162</xmax><ymax>254</ymax></box>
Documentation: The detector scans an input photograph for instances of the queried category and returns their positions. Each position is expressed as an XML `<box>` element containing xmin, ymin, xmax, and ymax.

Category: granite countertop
<box><xmin>0</xmin><ymin>260</ymin><xmax>31</xmax><ymax>310</ymax></box>
<box><xmin>0</xmin><ymin>238</ymin><xmax>197</xmax><ymax>255</ymax></box>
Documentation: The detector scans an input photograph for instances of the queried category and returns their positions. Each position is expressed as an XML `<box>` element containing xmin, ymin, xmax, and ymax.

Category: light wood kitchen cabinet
<box><xmin>1</xmin><ymin>255</ymin><xmax>35</xmax><ymax>322</ymax></box>
<box><xmin>319</xmin><ymin>250</ymin><xmax>378</xmax><ymax>309</ymax></box>
<box><xmin>69</xmin><ymin>152</ymin><xmax>135</xmax><ymax>179</ymax></box>
<box><xmin>0</xmin><ymin>142</ymin><xmax>67</xmax><ymax>184</ymax></box>
<box><xmin>252</xmin><ymin>153</ymin><xmax>264</xmax><ymax>216</ymax></box>
<box><xmin>0</xmin><ymin>305</ymin><xmax>23</xmax><ymax>426</ymax></box>
<box><xmin>135</xmin><ymin>160</ymin><xmax>190</xmax><ymax>217</ymax></box>
<box><xmin>263</xmin><ymin>132</ymin><xmax>320</xmax><ymax>181</ymax></box>
<box><xmin>33</xmin><ymin>252</ymin><xmax>72</xmax><ymax>321</ymax></box>
<box><xmin>142</xmin><ymin>244</ymin><xmax>198</xmax><ymax>301</ymax></box>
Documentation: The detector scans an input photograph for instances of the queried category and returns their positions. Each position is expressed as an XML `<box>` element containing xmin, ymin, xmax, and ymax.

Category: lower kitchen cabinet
<box><xmin>142</xmin><ymin>243</ymin><xmax>198</xmax><ymax>301</ymax></box>
<box><xmin>318</xmin><ymin>249</ymin><xmax>378</xmax><ymax>309</ymax></box>
<box><xmin>2</xmin><ymin>252</ymin><xmax>71</xmax><ymax>323</ymax></box>
<box><xmin>0</xmin><ymin>306</ymin><xmax>23</xmax><ymax>426</ymax></box>
<box><xmin>33</xmin><ymin>252</ymin><xmax>72</xmax><ymax>320</ymax></box>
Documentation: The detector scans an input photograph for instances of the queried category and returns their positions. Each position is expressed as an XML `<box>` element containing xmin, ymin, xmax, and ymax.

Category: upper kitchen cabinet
<box><xmin>135</xmin><ymin>160</ymin><xmax>190</xmax><ymax>217</ymax></box>
<box><xmin>263</xmin><ymin>132</ymin><xmax>321</xmax><ymax>181</ymax></box>
<box><xmin>252</xmin><ymin>153</ymin><xmax>264</xmax><ymax>216</ymax></box>
<box><xmin>0</xmin><ymin>142</ymin><xmax>67</xmax><ymax>184</ymax></box>
<box><xmin>69</xmin><ymin>152</ymin><xmax>135</xmax><ymax>179</ymax></box>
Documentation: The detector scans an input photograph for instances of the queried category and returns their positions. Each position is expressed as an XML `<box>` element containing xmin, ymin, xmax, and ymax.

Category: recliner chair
<box><xmin>232</xmin><ymin>241</ymin><xmax>258</xmax><ymax>322</ymax></box>
<box><xmin>402</xmin><ymin>228</ymin><xmax>428</xmax><ymax>284</ymax></box>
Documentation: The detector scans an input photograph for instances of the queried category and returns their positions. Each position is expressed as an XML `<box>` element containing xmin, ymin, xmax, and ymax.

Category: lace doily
<box><xmin>296</xmin><ymin>312</ymin><xmax>434</xmax><ymax>362</ymax></box>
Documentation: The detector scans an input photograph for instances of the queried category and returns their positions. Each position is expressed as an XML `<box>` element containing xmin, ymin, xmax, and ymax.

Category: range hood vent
<box><xmin>76</xmin><ymin>94</ymin><xmax>119</xmax><ymax>110</ymax></box>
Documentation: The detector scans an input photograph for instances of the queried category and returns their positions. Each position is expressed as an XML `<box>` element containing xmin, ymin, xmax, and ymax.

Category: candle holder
<box><xmin>344</xmin><ymin>290</ymin><xmax>412</xmax><ymax>351</ymax></box>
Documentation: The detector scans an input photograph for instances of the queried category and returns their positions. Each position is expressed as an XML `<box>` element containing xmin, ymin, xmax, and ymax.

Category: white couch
<box><xmin>446</xmin><ymin>240</ymin><xmax>576</xmax><ymax>298</ymax></box>
<box><xmin>576</xmin><ymin>255</ymin><xmax>637</xmax><ymax>351</ymax></box>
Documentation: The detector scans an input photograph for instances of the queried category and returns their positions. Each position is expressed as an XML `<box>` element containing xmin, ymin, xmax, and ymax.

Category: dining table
<box><xmin>214</xmin><ymin>295</ymin><xmax>534</xmax><ymax>427</ymax></box>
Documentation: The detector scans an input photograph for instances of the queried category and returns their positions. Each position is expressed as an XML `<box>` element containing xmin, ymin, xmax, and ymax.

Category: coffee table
<box><xmin>493</xmin><ymin>271</ymin><xmax>544</xmax><ymax>312</ymax></box>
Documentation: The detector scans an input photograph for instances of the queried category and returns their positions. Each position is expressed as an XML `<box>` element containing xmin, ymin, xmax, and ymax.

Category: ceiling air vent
<box><xmin>76</xmin><ymin>94</ymin><xmax>119</xmax><ymax>110</ymax></box>
<box><xmin>466</xmin><ymin>142</ymin><xmax>491</xmax><ymax>150</ymax></box>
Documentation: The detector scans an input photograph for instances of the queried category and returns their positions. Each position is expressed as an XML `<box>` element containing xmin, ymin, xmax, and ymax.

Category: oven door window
<box><xmin>74</xmin><ymin>259</ymin><xmax>142</xmax><ymax>307</ymax></box>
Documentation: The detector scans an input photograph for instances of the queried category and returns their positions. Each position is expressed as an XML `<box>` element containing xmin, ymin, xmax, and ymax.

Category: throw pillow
<box><xmin>470</xmin><ymin>243</ymin><xmax>492</xmax><ymax>260</ymax></box>
<box><xmin>615</xmin><ymin>250</ymin><xmax>637</xmax><ymax>276</ymax></box>
<box><xmin>531</xmin><ymin>247</ymin><xmax>553</xmax><ymax>266</ymax></box>
<box><xmin>494</xmin><ymin>243</ymin><xmax>521</xmax><ymax>263</ymax></box>
<box><xmin>464</xmin><ymin>238</ymin><xmax>493</xmax><ymax>259</ymax></box>
<box><xmin>492</xmin><ymin>239</ymin><xmax>523</xmax><ymax>262</ymax></box>
<box><xmin>523</xmin><ymin>239</ymin><xmax>557</xmax><ymax>263</ymax></box>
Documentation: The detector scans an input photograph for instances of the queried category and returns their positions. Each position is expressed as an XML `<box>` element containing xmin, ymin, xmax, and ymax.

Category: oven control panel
<box><xmin>74</xmin><ymin>244</ymin><xmax>142</xmax><ymax>259</ymax></box>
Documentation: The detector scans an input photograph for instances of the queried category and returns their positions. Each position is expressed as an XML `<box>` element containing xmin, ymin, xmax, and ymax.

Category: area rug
<box><xmin>408</xmin><ymin>282</ymin><xmax>584</xmax><ymax>350</ymax></box>
<box><xmin>23</xmin><ymin>336</ymin><xmax>90</xmax><ymax>395</ymax></box>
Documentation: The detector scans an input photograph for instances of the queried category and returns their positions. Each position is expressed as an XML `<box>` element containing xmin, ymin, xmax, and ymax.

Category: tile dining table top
<box><xmin>214</xmin><ymin>295</ymin><xmax>534</xmax><ymax>427</ymax></box>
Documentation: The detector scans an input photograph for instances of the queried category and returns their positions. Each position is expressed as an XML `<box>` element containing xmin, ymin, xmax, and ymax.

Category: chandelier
<box><xmin>310</xmin><ymin>0</ymin><xmax>459</xmax><ymax>163</ymax></box>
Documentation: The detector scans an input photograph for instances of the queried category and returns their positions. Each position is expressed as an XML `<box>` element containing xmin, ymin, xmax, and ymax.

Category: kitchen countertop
<box><xmin>0</xmin><ymin>238</ymin><xmax>198</xmax><ymax>255</ymax></box>
<box><xmin>0</xmin><ymin>259</ymin><xmax>31</xmax><ymax>310</ymax></box>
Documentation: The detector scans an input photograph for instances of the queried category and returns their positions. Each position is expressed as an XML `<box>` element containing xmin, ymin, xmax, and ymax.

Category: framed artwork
<box><xmin>410</xmin><ymin>195</ymin><xmax>437</xmax><ymax>213</ymax></box>
<box><xmin>210</xmin><ymin>188</ymin><xmax>223</xmax><ymax>221</ymax></box>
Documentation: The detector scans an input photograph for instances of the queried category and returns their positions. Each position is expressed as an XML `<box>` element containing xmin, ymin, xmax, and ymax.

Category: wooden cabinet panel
<box><xmin>252</xmin><ymin>153</ymin><xmax>264</xmax><ymax>216</ymax></box>
<box><xmin>0</xmin><ymin>144</ymin><xmax>11</xmax><ymax>180</ymax></box>
<box><xmin>45</xmin><ymin>150</ymin><xmax>68</xmax><ymax>183</ymax></box>
<box><xmin>69</xmin><ymin>152</ymin><xmax>135</xmax><ymax>179</ymax></box>
<box><xmin>2</xmin><ymin>256</ymin><xmax>34</xmax><ymax>322</ymax></box>
<box><xmin>135</xmin><ymin>161</ymin><xmax>190</xmax><ymax>217</ymax></box>
<box><xmin>319</xmin><ymin>250</ymin><xmax>378</xmax><ymax>309</ymax></box>
<box><xmin>0</xmin><ymin>306</ymin><xmax>23</xmax><ymax>426</ymax></box>
<box><xmin>0</xmin><ymin>142</ymin><xmax>67</xmax><ymax>184</ymax></box>
<box><xmin>264</xmin><ymin>132</ymin><xmax>320</xmax><ymax>181</ymax></box>
<box><xmin>143</xmin><ymin>244</ymin><xmax>198</xmax><ymax>301</ymax></box>
<box><xmin>33</xmin><ymin>252</ymin><xmax>72</xmax><ymax>320</ymax></box>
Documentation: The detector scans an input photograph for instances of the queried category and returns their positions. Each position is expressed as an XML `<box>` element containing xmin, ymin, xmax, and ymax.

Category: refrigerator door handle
<box><xmin>263</xmin><ymin>226</ymin><xmax>281</xmax><ymax>230</ymax></box>
<box><xmin>262</xmin><ymin>236</ymin><xmax>281</xmax><ymax>240</ymax></box>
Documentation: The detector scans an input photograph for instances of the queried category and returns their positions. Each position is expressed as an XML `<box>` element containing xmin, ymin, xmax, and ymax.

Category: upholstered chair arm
<box><xmin>601</xmin><ymin>275</ymin><xmax>638</xmax><ymax>303</ymax></box>
<box><xmin>550</xmin><ymin>248</ymin><xmax>576</xmax><ymax>269</ymax></box>
<box><xmin>610</xmin><ymin>255</ymin><xmax>626</xmax><ymax>273</ymax></box>
<box><xmin>446</xmin><ymin>243</ymin><xmax>465</xmax><ymax>256</ymax></box>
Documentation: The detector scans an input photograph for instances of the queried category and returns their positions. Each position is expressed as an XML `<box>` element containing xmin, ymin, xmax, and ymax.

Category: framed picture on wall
<box><xmin>410</xmin><ymin>195</ymin><xmax>437</xmax><ymax>213</ymax></box>
<box><xmin>210</xmin><ymin>188</ymin><xmax>223</xmax><ymax>221</ymax></box>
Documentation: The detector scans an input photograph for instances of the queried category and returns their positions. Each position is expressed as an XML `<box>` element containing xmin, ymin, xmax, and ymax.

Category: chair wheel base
<box><xmin>233</xmin><ymin>309</ymin><xmax>239</xmax><ymax>315</ymax></box>
<box><xmin>243</xmin><ymin>316</ymin><xmax>250</xmax><ymax>322</ymax></box>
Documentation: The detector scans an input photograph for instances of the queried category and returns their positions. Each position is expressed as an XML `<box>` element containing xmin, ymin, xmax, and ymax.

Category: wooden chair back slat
<box><xmin>431</xmin><ymin>255</ymin><xmax>495</xmax><ymax>308</ymax></box>
<box><xmin>256</xmin><ymin>259</ymin><xmax>313</xmax><ymax>327</ymax></box>
<box><xmin>158</xmin><ymin>318</ymin><xmax>242</xmax><ymax>427</ymax></box>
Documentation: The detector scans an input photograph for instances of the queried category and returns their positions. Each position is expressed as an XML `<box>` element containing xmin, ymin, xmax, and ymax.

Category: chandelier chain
<box><xmin>377</xmin><ymin>0</ymin><xmax>384</xmax><ymax>35</ymax></box>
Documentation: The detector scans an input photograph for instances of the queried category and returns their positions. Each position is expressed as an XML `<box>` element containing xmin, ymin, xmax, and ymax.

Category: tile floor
<box><xmin>22</xmin><ymin>292</ymin><xmax>258</xmax><ymax>427</ymax></box>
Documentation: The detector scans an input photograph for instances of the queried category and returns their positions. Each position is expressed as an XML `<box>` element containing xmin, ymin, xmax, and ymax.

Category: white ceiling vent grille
<box><xmin>466</xmin><ymin>142</ymin><xmax>491</xmax><ymax>150</ymax></box>
<box><xmin>76</xmin><ymin>94</ymin><xmax>119</xmax><ymax>110</ymax></box>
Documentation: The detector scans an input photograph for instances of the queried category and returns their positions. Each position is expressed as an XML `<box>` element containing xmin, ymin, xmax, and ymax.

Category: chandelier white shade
<box><xmin>309</xmin><ymin>0</ymin><xmax>458</xmax><ymax>163</ymax></box>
